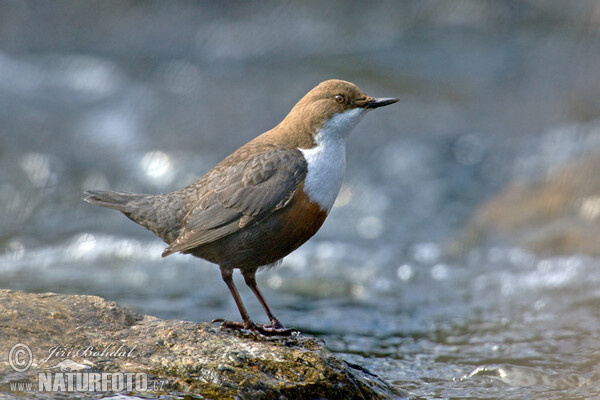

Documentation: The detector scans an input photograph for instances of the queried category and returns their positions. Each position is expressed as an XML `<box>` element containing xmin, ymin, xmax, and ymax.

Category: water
<box><xmin>2</xmin><ymin>1</ymin><xmax>600</xmax><ymax>399</ymax></box>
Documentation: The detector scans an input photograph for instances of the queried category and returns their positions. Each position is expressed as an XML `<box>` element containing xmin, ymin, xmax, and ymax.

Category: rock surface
<box><xmin>0</xmin><ymin>289</ymin><xmax>400</xmax><ymax>399</ymax></box>
<box><xmin>453</xmin><ymin>153</ymin><xmax>600</xmax><ymax>255</ymax></box>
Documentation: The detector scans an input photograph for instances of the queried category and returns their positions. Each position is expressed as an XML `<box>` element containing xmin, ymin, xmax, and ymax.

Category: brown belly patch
<box><xmin>189</xmin><ymin>186</ymin><xmax>328</xmax><ymax>270</ymax></box>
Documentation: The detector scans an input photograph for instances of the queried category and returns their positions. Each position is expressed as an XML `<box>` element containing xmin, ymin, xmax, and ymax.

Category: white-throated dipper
<box><xmin>84</xmin><ymin>79</ymin><xmax>398</xmax><ymax>336</ymax></box>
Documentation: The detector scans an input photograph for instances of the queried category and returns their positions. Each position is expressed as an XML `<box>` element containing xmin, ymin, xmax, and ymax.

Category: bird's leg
<box><xmin>242</xmin><ymin>270</ymin><xmax>296</xmax><ymax>336</ymax></box>
<box><xmin>215</xmin><ymin>266</ymin><xmax>260</xmax><ymax>333</ymax></box>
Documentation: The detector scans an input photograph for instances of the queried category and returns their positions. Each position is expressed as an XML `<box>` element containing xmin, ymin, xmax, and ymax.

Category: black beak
<box><xmin>366</xmin><ymin>97</ymin><xmax>399</xmax><ymax>109</ymax></box>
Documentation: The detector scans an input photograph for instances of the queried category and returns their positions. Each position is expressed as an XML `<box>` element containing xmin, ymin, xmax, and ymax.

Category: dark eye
<box><xmin>335</xmin><ymin>94</ymin><xmax>345</xmax><ymax>103</ymax></box>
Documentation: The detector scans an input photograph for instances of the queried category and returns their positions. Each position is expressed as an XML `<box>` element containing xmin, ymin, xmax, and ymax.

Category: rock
<box><xmin>0</xmin><ymin>289</ymin><xmax>401</xmax><ymax>399</ymax></box>
<box><xmin>452</xmin><ymin>153</ymin><xmax>600</xmax><ymax>255</ymax></box>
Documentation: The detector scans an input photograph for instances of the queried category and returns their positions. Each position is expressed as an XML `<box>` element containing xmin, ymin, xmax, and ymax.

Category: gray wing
<box><xmin>162</xmin><ymin>147</ymin><xmax>307</xmax><ymax>256</ymax></box>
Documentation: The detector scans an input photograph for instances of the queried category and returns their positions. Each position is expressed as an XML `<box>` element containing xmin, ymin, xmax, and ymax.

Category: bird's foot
<box><xmin>259</xmin><ymin>320</ymin><xmax>297</xmax><ymax>336</ymax></box>
<box><xmin>211</xmin><ymin>319</ymin><xmax>297</xmax><ymax>337</ymax></box>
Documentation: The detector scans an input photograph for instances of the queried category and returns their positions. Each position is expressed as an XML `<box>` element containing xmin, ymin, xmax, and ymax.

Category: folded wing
<box><xmin>162</xmin><ymin>147</ymin><xmax>307</xmax><ymax>256</ymax></box>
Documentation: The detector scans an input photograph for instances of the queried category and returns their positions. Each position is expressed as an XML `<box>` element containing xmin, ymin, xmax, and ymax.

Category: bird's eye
<box><xmin>335</xmin><ymin>94</ymin><xmax>345</xmax><ymax>103</ymax></box>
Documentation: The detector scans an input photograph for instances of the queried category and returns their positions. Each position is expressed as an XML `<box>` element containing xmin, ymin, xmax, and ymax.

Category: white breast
<box><xmin>299</xmin><ymin>108</ymin><xmax>367</xmax><ymax>212</ymax></box>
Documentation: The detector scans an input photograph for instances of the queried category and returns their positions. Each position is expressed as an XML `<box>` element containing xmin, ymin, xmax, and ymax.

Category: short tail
<box><xmin>83</xmin><ymin>190</ymin><xmax>141</xmax><ymax>212</ymax></box>
<box><xmin>83</xmin><ymin>189</ymin><xmax>183</xmax><ymax>245</ymax></box>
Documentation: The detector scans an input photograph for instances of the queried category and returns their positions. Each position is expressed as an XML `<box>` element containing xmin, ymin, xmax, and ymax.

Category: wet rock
<box><xmin>453</xmin><ymin>153</ymin><xmax>600</xmax><ymax>255</ymax></box>
<box><xmin>0</xmin><ymin>289</ymin><xmax>401</xmax><ymax>399</ymax></box>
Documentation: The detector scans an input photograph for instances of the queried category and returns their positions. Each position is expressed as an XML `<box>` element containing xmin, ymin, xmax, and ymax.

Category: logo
<box><xmin>37</xmin><ymin>371</ymin><xmax>148</xmax><ymax>392</ymax></box>
<box><xmin>47</xmin><ymin>359</ymin><xmax>92</xmax><ymax>372</ymax></box>
<box><xmin>9</xmin><ymin>343</ymin><xmax>33</xmax><ymax>372</ymax></box>
<box><xmin>7</xmin><ymin>342</ymin><xmax>165</xmax><ymax>393</ymax></box>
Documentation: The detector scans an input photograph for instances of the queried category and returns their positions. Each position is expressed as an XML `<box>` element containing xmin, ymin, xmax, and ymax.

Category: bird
<box><xmin>84</xmin><ymin>79</ymin><xmax>398</xmax><ymax>336</ymax></box>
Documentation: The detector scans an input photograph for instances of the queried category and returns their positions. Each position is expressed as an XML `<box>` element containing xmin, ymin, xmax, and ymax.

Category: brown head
<box><xmin>268</xmin><ymin>79</ymin><xmax>399</xmax><ymax>149</ymax></box>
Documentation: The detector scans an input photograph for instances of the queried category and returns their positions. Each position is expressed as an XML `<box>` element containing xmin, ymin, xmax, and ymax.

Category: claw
<box><xmin>257</xmin><ymin>322</ymin><xmax>296</xmax><ymax>336</ymax></box>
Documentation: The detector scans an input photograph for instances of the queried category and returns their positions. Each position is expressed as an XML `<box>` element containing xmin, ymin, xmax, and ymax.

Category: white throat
<box><xmin>299</xmin><ymin>108</ymin><xmax>367</xmax><ymax>211</ymax></box>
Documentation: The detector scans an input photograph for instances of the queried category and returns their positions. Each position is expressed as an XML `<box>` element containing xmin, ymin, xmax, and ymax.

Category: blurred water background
<box><xmin>2</xmin><ymin>1</ymin><xmax>600</xmax><ymax>399</ymax></box>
